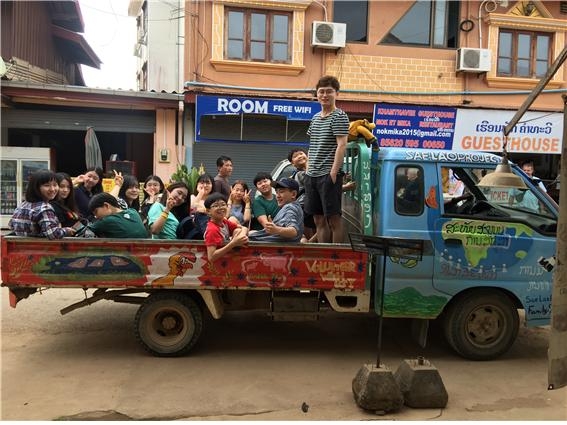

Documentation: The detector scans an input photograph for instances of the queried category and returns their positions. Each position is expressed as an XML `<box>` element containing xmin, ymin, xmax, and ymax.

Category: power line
<box><xmin>80</xmin><ymin>2</ymin><xmax>184</xmax><ymax>22</ymax></box>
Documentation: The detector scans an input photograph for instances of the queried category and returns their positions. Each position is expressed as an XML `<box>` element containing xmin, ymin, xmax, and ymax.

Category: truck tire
<box><xmin>443</xmin><ymin>290</ymin><xmax>519</xmax><ymax>361</ymax></box>
<box><xmin>135</xmin><ymin>292</ymin><xmax>203</xmax><ymax>357</ymax></box>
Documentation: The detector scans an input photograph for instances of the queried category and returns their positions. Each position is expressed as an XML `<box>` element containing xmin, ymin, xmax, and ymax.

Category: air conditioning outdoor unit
<box><xmin>311</xmin><ymin>21</ymin><xmax>346</xmax><ymax>49</ymax></box>
<box><xmin>456</xmin><ymin>48</ymin><xmax>491</xmax><ymax>72</ymax></box>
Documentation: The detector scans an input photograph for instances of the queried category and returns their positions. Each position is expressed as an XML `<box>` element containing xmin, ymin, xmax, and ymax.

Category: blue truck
<box><xmin>1</xmin><ymin>141</ymin><xmax>557</xmax><ymax>359</ymax></box>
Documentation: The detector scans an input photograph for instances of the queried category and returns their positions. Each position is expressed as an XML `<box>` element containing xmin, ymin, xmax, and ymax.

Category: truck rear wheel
<box><xmin>443</xmin><ymin>290</ymin><xmax>519</xmax><ymax>361</ymax></box>
<box><xmin>135</xmin><ymin>292</ymin><xmax>203</xmax><ymax>357</ymax></box>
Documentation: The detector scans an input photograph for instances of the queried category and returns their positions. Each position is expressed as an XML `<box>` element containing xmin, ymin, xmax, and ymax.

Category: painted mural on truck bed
<box><xmin>0</xmin><ymin>239</ymin><xmax>367</xmax><ymax>292</ymax></box>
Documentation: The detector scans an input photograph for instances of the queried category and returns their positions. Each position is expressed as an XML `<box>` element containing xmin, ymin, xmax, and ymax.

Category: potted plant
<box><xmin>170</xmin><ymin>164</ymin><xmax>204</xmax><ymax>194</ymax></box>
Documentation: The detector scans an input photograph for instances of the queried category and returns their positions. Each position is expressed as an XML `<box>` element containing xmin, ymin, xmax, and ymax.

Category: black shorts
<box><xmin>304</xmin><ymin>173</ymin><xmax>343</xmax><ymax>217</ymax></box>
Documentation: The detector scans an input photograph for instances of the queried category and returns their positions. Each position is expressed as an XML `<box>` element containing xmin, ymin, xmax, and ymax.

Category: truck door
<box><xmin>379</xmin><ymin>162</ymin><xmax>438</xmax><ymax>319</ymax></box>
<box><xmin>432</xmin><ymin>164</ymin><xmax>557</xmax><ymax>327</ymax></box>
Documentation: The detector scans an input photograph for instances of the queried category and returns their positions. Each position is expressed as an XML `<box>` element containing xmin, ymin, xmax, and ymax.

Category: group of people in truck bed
<box><xmin>8</xmin><ymin>75</ymin><xmax>352</xmax><ymax>260</ymax></box>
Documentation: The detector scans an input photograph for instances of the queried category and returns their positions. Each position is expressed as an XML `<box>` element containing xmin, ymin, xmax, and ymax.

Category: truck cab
<box><xmin>275</xmin><ymin>142</ymin><xmax>557</xmax><ymax>360</ymax></box>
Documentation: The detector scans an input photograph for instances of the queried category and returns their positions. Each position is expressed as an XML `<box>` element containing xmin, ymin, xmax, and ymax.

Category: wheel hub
<box><xmin>154</xmin><ymin>311</ymin><xmax>184</xmax><ymax>336</ymax></box>
<box><xmin>467</xmin><ymin>307</ymin><xmax>502</xmax><ymax>344</ymax></box>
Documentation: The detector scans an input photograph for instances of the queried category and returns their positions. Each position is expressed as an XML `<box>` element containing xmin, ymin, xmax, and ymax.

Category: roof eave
<box><xmin>52</xmin><ymin>24</ymin><xmax>102</xmax><ymax>69</ymax></box>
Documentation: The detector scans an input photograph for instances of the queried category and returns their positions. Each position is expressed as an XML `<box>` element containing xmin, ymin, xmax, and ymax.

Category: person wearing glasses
<box><xmin>203</xmin><ymin>192</ymin><xmax>249</xmax><ymax>262</ymax></box>
<box><xmin>305</xmin><ymin>75</ymin><xmax>349</xmax><ymax>243</ymax></box>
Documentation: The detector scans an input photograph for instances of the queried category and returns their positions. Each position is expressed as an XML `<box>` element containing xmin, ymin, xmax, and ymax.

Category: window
<box><xmin>497</xmin><ymin>30</ymin><xmax>551</xmax><ymax>78</ymax></box>
<box><xmin>333</xmin><ymin>1</ymin><xmax>368</xmax><ymax>43</ymax></box>
<box><xmin>395</xmin><ymin>166</ymin><xmax>423</xmax><ymax>215</ymax></box>
<box><xmin>441</xmin><ymin>165</ymin><xmax>556</xmax><ymax>221</ymax></box>
<box><xmin>225</xmin><ymin>8</ymin><xmax>291</xmax><ymax>63</ymax></box>
<box><xmin>381</xmin><ymin>0</ymin><xmax>459</xmax><ymax>48</ymax></box>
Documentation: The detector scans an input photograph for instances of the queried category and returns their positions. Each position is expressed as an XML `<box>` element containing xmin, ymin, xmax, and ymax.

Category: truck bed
<box><xmin>1</xmin><ymin>236</ymin><xmax>368</xmax><ymax>294</ymax></box>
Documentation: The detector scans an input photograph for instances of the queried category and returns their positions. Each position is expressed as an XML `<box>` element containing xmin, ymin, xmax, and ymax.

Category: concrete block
<box><xmin>352</xmin><ymin>363</ymin><xmax>404</xmax><ymax>413</ymax></box>
<box><xmin>394</xmin><ymin>357</ymin><xmax>448</xmax><ymax>408</ymax></box>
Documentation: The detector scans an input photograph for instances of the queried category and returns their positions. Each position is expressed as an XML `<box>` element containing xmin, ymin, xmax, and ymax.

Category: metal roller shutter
<box><xmin>3</xmin><ymin>109</ymin><xmax>156</xmax><ymax>133</ymax></box>
<box><xmin>193</xmin><ymin>142</ymin><xmax>306</xmax><ymax>187</ymax></box>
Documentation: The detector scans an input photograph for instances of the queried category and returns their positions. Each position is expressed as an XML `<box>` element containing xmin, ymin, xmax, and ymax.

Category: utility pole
<box><xmin>502</xmin><ymin>45</ymin><xmax>567</xmax><ymax>390</ymax></box>
<box><xmin>548</xmin><ymin>94</ymin><xmax>566</xmax><ymax>390</ymax></box>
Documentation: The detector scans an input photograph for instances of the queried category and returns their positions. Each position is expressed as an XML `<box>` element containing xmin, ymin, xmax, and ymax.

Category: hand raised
<box><xmin>264</xmin><ymin>221</ymin><xmax>278</xmax><ymax>235</ymax></box>
<box><xmin>166</xmin><ymin>196</ymin><xmax>176</xmax><ymax>210</ymax></box>
<box><xmin>144</xmin><ymin>186</ymin><xmax>158</xmax><ymax>196</ymax></box>
<box><xmin>113</xmin><ymin>169</ymin><xmax>124</xmax><ymax>186</ymax></box>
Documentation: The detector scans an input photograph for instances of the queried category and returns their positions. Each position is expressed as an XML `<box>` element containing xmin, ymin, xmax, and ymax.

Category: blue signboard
<box><xmin>373</xmin><ymin>103</ymin><xmax>457</xmax><ymax>150</ymax></box>
<box><xmin>196</xmin><ymin>95</ymin><xmax>319</xmax><ymax>142</ymax></box>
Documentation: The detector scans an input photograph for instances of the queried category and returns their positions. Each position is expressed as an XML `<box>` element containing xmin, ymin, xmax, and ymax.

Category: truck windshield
<box><xmin>442</xmin><ymin>166</ymin><xmax>557</xmax><ymax>222</ymax></box>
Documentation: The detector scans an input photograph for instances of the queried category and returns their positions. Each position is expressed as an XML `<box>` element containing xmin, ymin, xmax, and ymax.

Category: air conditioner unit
<box><xmin>456</xmin><ymin>48</ymin><xmax>491</xmax><ymax>72</ymax></box>
<box><xmin>311</xmin><ymin>21</ymin><xmax>346</xmax><ymax>49</ymax></box>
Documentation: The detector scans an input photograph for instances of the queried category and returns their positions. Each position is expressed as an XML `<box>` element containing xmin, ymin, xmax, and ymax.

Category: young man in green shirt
<box><xmin>88</xmin><ymin>192</ymin><xmax>148</xmax><ymax>238</ymax></box>
<box><xmin>250</xmin><ymin>172</ymin><xmax>280</xmax><ymax>231</ymax></box>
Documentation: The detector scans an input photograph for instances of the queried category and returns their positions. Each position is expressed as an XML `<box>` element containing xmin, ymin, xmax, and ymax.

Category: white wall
<box><xmin>144</xmin><ymin>1</ymin><xmax>183</xmax><ymax>92</ymax></box>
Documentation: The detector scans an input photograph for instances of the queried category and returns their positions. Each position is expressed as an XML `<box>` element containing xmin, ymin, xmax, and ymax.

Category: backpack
<box><xmin>176</xmin><ymin>212</ymin><xmax>209</xmax><ymax>240</ymax></box>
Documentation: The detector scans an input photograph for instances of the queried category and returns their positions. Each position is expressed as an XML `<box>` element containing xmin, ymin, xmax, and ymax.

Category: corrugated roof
<box><xmin>1</xmin><ymin>80</ymin><xmax>183</xmax><ymax>110</ymax></box>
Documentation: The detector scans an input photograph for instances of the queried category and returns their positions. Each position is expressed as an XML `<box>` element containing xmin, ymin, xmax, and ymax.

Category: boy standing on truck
<box><xmin>249</xmin><ymin>178</ymin><xmax>303</xmax><ymax>243</ymax></box>
<box><xmin>203</xmin><ymin>192</ymin><xmax>249</xmax><ymax>262</ymax></box>
<box><xmin>305</xmin><ymin>75</ymin><xmax>349</xmax><ymax>243</ymax></box>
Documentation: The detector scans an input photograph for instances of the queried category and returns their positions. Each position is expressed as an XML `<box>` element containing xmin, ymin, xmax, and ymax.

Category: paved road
<box><xmin>1</xmin><ymin>287</ymin><xmax>565</xmax><ymax>420</ymax></box>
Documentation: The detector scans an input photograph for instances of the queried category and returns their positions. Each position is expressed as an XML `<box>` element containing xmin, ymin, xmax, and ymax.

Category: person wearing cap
<box><xmin>249</xmin><ymin>178</ymin><xmax>303</xmax><ymax>243</ymax></box>
<box><xmin>203</xmin><ymin>192</ymin><xmax>249</xmax><ymax>262</ymax></box>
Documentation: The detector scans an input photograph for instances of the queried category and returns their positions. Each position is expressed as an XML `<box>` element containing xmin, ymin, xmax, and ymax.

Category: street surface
<box><xmin>1</xmin><ymin>287</ymin><xmax>565</xmax><ymax>420</ymax></box>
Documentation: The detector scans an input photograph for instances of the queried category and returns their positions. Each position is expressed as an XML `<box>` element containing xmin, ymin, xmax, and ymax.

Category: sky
<box><xmin>79</xmin><ymin>0</ymin><xmax>137</xmax><ymax>90</ymax></box>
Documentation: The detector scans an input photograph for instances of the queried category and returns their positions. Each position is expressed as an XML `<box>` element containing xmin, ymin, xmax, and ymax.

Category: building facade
<box><xmin>178</xmin><ymin>0</ymin><xmax>566</xmax><ymax>188</ymax></box>
<box><xmin>1</xmin><ymin>1</ymin><xmax>182</xmax><ymax>183</ymax></box>
<box><xmin>128</xmin><ymin>0</ymin><xmax>185</xmax><ymax>92</ymax></box>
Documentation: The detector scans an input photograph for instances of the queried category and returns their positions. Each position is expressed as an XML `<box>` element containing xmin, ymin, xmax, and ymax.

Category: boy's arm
<box><xmin>206</xmin><ymin>230</ymin><xmax>248</xmax><ymax>262</ymax></box>
<box><xmin>330</xmin><ymin>134</ymin><xmax>348</xmax><ymax>183</ymax></box>
<box><xmin>264</xmin><ymin>221</ymin><xmax>297</xmax><ymax>239</ymax></box>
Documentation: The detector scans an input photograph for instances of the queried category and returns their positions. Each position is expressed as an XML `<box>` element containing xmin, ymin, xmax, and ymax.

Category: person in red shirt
<box><xmin>203</xmin><ymin>193</ymin><xmax>248</xmax><ymax>262</ymax></box>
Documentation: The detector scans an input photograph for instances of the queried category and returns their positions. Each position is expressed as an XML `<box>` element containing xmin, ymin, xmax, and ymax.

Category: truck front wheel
<box><xmin>135</xmin><ymin>292</ymin><xmax>203</xmax><ymax>357</ymax></box>
<box><xmin>443</xmin><ymin>290</ymin><xmax>519</xmax><ymax>361</ymax></box>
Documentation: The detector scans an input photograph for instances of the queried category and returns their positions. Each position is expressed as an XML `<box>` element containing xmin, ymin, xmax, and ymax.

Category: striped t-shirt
<box><xmin>306</xmin><ymin>108</ymin><xmax>349</xmax><ymax>177</ymax></box>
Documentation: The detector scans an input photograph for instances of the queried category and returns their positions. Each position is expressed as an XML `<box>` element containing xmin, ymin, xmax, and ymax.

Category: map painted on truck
<box><xmin>380</xmin><ymin>209</ymin><xmax>553</xmax><ymax>322</ymax></box>
<box><xmin>431</xmin><ymin>217</ymin><xmax>553</xmax><ymax>322</ymax></box>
